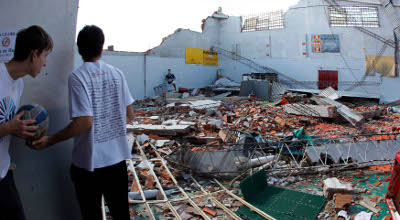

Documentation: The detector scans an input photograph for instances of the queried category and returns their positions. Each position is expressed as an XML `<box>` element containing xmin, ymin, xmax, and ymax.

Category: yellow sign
<box><xmin>185</xmin><ymin>47</ymin><xmax>218</xmax><ymax>66</ymax></box>
<box><xmin>203</xmin><ymin>50</ymin><xmax>218</xmax><ymax>66</ymax></box>
<box><xmin>365</xmin><ymin>54</ymin><xmax>395</xmax><ymax>77</ymax></box>
<box><xmin>185</xmin><ymin>47</ymin><xmax>203</xmax><ymax>64</ymax></box>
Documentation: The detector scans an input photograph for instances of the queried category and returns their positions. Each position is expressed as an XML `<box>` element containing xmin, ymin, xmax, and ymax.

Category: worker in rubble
<box><xmin>0</xmin><ymin>25</ymin><xmax>53</xmax><ymax>220</ymax></box>
<box><xmin>165</xmin><ymin>68</ymin><xmax>176</xmax><ymax>90</ymax></box>
<box><xmin>31</xmin><ymin>25</ymin><xmax>134</xmax><ymax>220</ymax></box>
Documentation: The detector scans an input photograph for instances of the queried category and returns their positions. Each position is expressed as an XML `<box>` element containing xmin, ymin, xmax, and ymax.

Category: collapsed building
<box><xmin>77</xmin><ymin>0</ymin><xmax>400</xmax><ymax>103</ymax></box>
<box><xmin>72</xmin><ymin>0</ymin><xmax>400</xmax><ymax>219</ymax></box>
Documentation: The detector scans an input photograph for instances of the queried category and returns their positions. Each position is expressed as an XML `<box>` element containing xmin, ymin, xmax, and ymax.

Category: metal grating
<box><xmin>242</xmin><ymin>10</ymin><xmax>284</xmax><ymax>32</ymax></box>
<box><xmin>237</xmin><ymin>170</ymin><xmax>326</xmax><ymax>220</ymax></box>
<box><xmin>329</xmin><ymin>6</ymin><xmax>379</xmax><ymax>27</ymax></box>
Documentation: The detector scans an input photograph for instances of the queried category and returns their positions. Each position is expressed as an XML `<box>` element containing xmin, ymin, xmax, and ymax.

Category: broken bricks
<box><xmin>334</xmin><ymin>194</ymin><xmax>353</xmax><ymax>210</ymax></box>
<box><xmin>125</xmin><ymin>91</ymin><xmax>400</xmax><ymax>219</ymax></box>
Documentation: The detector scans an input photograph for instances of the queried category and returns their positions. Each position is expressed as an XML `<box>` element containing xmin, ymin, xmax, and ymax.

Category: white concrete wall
<box><xmin>0</xmin><ymin>0</ymin><xmax>81</xmax><ymax>219</ymax></box>
<box><xmin>145</xmin><ymin>56</ymin><xmax>218</xmax><ymax>96</ymax></box>
<box><xmin>215</xmin><ymin>0</ymin><xmax>400</xmax><ymax>101</ymax></box>
<box><xmin>75</xmin><ymin>48</ymin><xmax>219</xmax><ymax>99</ymax></box>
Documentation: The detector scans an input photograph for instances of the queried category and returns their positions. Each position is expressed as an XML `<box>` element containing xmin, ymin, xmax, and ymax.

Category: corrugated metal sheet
<box><xmin>305</xmin><ymin>139</ymin><xmax>400</xmax><ymax>165</ymax></box>
<box><xmin>319</xmin><ymin>86</ymin><xmax>341</xmax><ymax>100</ymax></box>
<box><xmin>288</xmin><ymin>88</ymin><xmax>381</xmax><ymax>99</ymax></box>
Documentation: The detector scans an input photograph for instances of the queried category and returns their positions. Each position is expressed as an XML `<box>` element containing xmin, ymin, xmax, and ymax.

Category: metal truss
<box><xmin>120</xmin><ymin>140</ymin><xmax>276</xmax><ymax>219</ymax></box>
<box><xmin>166</xmin><ymin>133</ymin><xmax>400</xmax><ymax>179</ymax></box>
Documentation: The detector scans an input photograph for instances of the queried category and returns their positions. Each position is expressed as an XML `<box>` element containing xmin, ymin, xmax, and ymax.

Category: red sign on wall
<box><xmin>312</xmin><ymin>35</ymin><xmax>323</xmax><ymax>52</ymax></box>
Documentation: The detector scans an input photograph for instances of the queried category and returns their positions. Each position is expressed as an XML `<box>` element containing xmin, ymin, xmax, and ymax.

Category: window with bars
<box><xmin>329</xmin><ymin>6</ymin><xmax>379</xmax><ymax>27</ymax></box>
<box><xmin>242</xmin><ymin>10</ymin><xmax>284</xmax><ymax>32</ymax></box>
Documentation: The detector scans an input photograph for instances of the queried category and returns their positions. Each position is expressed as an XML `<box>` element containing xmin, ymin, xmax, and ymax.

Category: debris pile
<box><xmin>118</xmin><ymin>87</ymin><xmax>400</xmax><ymax>219</ymax></box>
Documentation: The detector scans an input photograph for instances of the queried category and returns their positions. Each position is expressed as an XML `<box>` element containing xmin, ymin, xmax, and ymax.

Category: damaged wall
<box><xmin>215</xmin><ymin>0</ymin><xmax>397</xmax><ymax>99</ymax></box>
<box><xmin>75</xmin><ymin>47</ymin><xmax>219</xmax><ymax>99</ymax></box>
<box><xmin>74</xmin><ymin>0</ymin><xmax>400</xmax><ymax>101</ymax></box>
<box><xmin>149</xmin><ymin>29</ymin><xmax>217</xmax><ymax>58</ymax></box>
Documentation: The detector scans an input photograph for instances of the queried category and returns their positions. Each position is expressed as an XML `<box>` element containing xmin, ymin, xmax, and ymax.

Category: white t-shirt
<box><xmin>0</xmin><ymin>63</ymin><xmax>24</xmax><ymax>179</ymax></box>
<box><xmin>69</xmin><ymin>60</ymin><xmax>134</xmax><ymax>171</ymax></box>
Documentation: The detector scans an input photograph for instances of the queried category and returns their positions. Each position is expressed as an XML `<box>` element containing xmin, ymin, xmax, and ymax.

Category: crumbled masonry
<box><xmin>115</xmin><ymin>84</ymin><xmax>400</xmax><ymax>219</ymax></box>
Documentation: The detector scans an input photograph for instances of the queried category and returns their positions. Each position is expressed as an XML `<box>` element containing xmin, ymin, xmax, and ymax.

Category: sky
<box><xmin>76</xmin><ymin>0</ymin><xmax>300</xmax><ymax>52</ymax></box>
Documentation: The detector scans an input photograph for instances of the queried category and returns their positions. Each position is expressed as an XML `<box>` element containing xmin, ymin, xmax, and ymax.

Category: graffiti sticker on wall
<box><xmin>0</xmin><ymin>30</ymin><xmax>17</xmax><ymax>62</ymax></box>
<box><xmin>312</xmin><ymin>34</ymin><xmax>340</xmax><ymax>53</ymax></box>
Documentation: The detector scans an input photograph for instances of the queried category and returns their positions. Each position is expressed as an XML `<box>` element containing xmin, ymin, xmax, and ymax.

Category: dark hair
<box><xmin>168</xmin><ymin>69</ymin><xmax>171</xmax><ymax>71</ymax></box>
<box><xmin>13</xmin><ymin>25</ymin><xmax>53</xmax><ymax>61</ymax></box>
<box><xmin>77</xmin><ymin>25</ymin><xmax>105</xmax><ymax>60</ymax></box>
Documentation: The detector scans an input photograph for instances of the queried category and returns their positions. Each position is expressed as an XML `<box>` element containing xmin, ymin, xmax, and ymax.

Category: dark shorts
<box><xmin>0</xmin><ymin>170</ymin><xmax>26</xmax><ymax>220</ymax></box>
<box><xmin>70</xmin><ymin>161</ymin><xmax>130</xmax><ymax>220</ymax></box>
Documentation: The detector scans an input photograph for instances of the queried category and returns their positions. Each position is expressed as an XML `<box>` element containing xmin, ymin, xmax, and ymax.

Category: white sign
<box><xmin>0</xmin><ymin>30</ymin><xmax>17</xmax><ymax>62</ymax></box>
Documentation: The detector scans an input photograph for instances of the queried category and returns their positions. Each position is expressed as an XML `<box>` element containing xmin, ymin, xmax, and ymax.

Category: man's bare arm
<box><xmin>30</xmin><ymin>116</ymin><xmax>93</xmax><ymax>150</ymax></box>
<box><xmin>126</xmin><ymin>105</ymin><xmax>135</xmax><ymax>124</ymax></box>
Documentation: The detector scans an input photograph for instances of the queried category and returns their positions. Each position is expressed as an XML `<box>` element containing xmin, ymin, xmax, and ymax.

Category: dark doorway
<box><xmin>318</xmin><ymin>70</ymin><xmax>338</xmax><ymax>90</ymax></box>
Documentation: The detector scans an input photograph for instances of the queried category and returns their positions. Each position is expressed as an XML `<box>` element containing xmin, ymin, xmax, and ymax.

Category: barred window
<box><xmin>242</xmin><ymin>10</ymin><xmax>284</xmax><ymax>32</ymax></box>
<box><xmin>329</xmin><ymin>6</ymin><xmax>379</xmax><ymax>27</ymax></box>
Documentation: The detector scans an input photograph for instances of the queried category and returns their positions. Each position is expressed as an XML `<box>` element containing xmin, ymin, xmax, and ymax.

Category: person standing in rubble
<box><xmin>31</xmin><ymin>25</ymin><xmax>135</xmax><ymax>220</ymax></box>
<box><xmin>165</xmin><ymin>68</ymin><xmax>176</xmax><ymax>90</ymax></box>
<box><xmin>0</xmin><ymin>25</ymin><xmax>53</xmax><ymax>220</ymax></box>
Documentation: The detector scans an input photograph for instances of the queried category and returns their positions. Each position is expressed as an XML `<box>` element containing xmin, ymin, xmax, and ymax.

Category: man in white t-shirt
<box><xmin>32</xmin><ymin>25</ymin><xmax>134</xmax><ymax>220</ymax></box>
<box><xmin>0</xmin><ymin>25</ymin><xmax>53</xmax><ymax>220</ymax></box>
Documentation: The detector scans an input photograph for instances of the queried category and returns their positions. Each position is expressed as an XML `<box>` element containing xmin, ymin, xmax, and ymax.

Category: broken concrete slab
<box><xmin>313</xmin><ymin>97</ymin><xmax>364</xmax><ymax>127</ymax></box>
<box><xmin>162</xmin><ymin>120</ymin><xmax>196</xmax><ymax>126</ymax></box>
<box><xmin>127</xmin><ymin>124</ymin><xmax>191</xmax><ymax>136</ymax></box>
<box><xmin>187</xmin><ymin>100</ymin><xmax>222</xmax><ymax>109</ymax></box>
<box><xmin>360</xmin><ymin>199</ymin><xmax>380</xmax><ymax>213</ymax></box>
<box><xmin>323</xmin><ymin>178</ymin><xmax>354</xmax><ymax>199</ymax></box>
<box><xmin>283</xmin><ymin>104</ymin><xmax>338</xmax><ymax>118</ymax></box>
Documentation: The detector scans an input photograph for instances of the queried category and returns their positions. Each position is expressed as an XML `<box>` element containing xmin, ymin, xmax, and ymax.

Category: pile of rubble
<box><xmin>119</xmin><ymin>86</ymin><xmax>400</xmax><ymax>219</ymax></box>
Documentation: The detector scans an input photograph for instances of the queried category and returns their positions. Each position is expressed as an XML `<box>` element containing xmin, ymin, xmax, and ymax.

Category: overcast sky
<box><xmin>76</xmin><ymin>0</ymin><xmax>299</xmax><ymax>52</ymax></box>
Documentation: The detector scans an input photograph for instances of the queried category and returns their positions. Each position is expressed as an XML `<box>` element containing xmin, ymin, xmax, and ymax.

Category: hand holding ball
<box><xmin>17</xmin><ymin>104</ymin><xmax>49</xmax><ymax>143</ymax></box>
